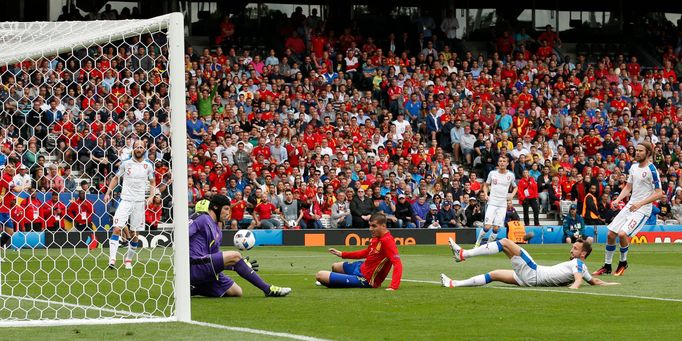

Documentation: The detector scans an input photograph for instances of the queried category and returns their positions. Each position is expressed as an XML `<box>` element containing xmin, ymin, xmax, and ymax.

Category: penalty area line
<box><xmin>186</xmin><ymin>320</ymin><xmax>331</xmax><ymax>341</ymax></box>
<box><xmin>401</xmin><ymin>279</ymin><xmax>682</xmax><ymax>303</ymax></box>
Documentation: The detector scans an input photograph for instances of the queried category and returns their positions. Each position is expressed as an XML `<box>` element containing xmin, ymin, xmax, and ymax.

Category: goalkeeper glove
<box><xmin>244</xmin><ymin>256</ymin><xmax>259</xmax><ymax>272</ymax></box>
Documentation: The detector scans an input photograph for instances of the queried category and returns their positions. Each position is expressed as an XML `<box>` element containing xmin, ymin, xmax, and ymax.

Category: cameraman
<box><xmin>465</xmin><ymin>197</ymin><xmax>484</xmax><ymax>228</ymax></box>
<box><xmin>563</xmin><ymin>204</ymin><xmax>592</xmax><ymax>243</ymax></box>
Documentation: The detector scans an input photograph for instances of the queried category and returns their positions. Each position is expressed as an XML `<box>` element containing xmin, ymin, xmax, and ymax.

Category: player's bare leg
<box><xmin>222</xmin><ymin>282</ymin><xmax>243</xmax><ymax>297</ymax></box>
<box><xmin>316</xmin><ymin>262</ymin><xmax>346</xmax><ymax>285</ymax></box>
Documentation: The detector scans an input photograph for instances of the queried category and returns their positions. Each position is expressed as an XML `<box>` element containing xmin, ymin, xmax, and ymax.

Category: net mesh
<box><xmin>0</xmin><ymin>16</ymin><xmax>178</xmax><ymax>322</ymax></box>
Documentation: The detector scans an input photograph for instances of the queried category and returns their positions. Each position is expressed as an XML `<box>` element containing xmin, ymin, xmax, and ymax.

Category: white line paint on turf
<box><xmin>187</xmin><ymin>320</ymin><xmax>331</xmax><ymax>341</ymax></box>
<box><xmin>401</xmin><ymin>279</ymin><xmax>682</xmax><ymax>303</ymax></box>
<box><xmin>0</xmin><ymin>294</ymin><xmax>158</xmax><ymax>318</ymax></box>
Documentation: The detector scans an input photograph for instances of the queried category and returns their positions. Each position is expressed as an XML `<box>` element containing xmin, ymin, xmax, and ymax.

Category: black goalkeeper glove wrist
<box><xmin>244</xmin><ymin>256</ymin><xmax>259</xmax><ymax>272</ymax></box>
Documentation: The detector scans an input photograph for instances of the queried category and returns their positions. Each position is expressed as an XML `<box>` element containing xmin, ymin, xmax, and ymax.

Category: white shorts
<box><xmin>484</xmin><ymin>205</ymin><xmax>506</xmax><ymax>227</ymax></box>
<box><xmin>607</xmin><ymin>208</ymin><xmax>648</xmax><ymax>237</ymax></box>
<box><xmin>510</xmin><ymin>249</ymin><xmax>538</xmax><ymax>287</ymax></box>
<box><xmin>113</xmin><ymin>200</ymin><xmax>146</xmax><ymax>232</ymax></box>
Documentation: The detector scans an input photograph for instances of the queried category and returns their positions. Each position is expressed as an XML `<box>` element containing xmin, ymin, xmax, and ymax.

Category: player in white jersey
<box><xmin>441</xmin><ymin>238</ymin><xmax>619</xmax><ymax>289</ymax></box>
<box><xmin>476</xmin><ymin>155</ymin><xmax>517</xmax><ymax>247</ymax></box>
<box><xmin>104</xmin><ymin>140</ymin><xmax>156</xmax><ymax>270</ymax></box>
<box><xmin>593</xmin><ymin>142</ymin><xmax>664</xmax><ymax>276</ymax></box>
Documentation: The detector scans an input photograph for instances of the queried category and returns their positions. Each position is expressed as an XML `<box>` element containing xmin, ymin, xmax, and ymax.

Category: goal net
<box><xmin>0</xmin><ymin>13</ymin><xmax>190</xmax><ymax>326</ymax></box>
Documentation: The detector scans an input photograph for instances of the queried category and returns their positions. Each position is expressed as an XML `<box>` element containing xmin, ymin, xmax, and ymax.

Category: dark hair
<box><xmin>209</xmin><ymin>194</ymin><xmax>231</xmax><ymax>215</ymax></box>
<box><xmin>577</xmin><ymin>238</ymin><xmax>592</xmax><ymax>258</ymax></box>
<box><xmin>369</xmin><ymin>212</ymin><xmax>387</xmax><ymax>226</ymax></box>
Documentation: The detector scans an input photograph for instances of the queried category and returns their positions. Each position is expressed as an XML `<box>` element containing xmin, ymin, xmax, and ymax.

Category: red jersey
<box><xmin>254</xmin><ymin>202</ymin><xmax>276</xmax><ymax>220</ymax></box>
<box><xmin>67</xmin><ymin>199</ymin><xmax>94</xmax><ymax>225</ymax></box>
<box><xmin>341</xmin><ymin>232</ymin><xmax>403</xmax><ymax>289</ymax></box>
<box><xmin>230</xmin><ymin>199</ymin><xmax>247</xmax><ymax>221</ymax></box>
<box><xmin>0</xmin><ymin>173</ymin><xmax>14</xmax><ymax>213</ymax></box>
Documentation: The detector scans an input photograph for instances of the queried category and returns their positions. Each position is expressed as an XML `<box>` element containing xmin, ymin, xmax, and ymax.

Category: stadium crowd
<box><xmin>1</xmin><ymin>8</ymin><xmax>682</xmax><ymax>233</ymax></box>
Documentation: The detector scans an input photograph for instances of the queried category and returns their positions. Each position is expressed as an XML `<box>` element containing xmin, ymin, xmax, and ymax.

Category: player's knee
<box><xmin>331</xmin><ymin>262</ymin><xmax>344</xmax><ymax>273</ymax></box>
<box><xmin>315</xmin><ymin>271</ymin><xmax>329</xmax><ymax>283</ymax></box>
<box><xmin>222</xmin><ymin>251</ymin><xmax>242</xmax><ymax>265</ymax></box>
<box><xmin>111</xmin><ymin>226</ymin><xmax>122</xmax><ymax>235</ymax></box>
<box><xmin>617</xmin><ymin>231</ymin><xmax>629</xmax><ymax>240</ymax></box>
<box><xmin>224</xmin><ymin>283</ymin><xmax>243</xmax><ymax>297</ymax></box>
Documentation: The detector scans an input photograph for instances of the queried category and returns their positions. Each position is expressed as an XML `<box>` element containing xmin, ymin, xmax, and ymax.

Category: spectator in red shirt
<box><xmin>21</xmin><ymin>188</ymin><xmax>44</xmax><ymax>231</ymax></box>
<box><xmin>67</xmin><ymin>190</ymin><xmax>94</xmax><ymax>231</ymax></box>
<box><xmin>42</xmin><ymin>192</ymin><xmax>67</xmax><ymax>230</ymax></box>
<box><xmin>581</xmin><ymin>129</ymin><xmax>603</xmax><ymax>157</ymax></box>
<box><xmin>253</xmin><ymin>195</ymin><xmax>281</xmax><ymax>229</ymax></box>
<box><xmin>145</xmin><ymin>195</ymin><xmax>163</xmax><ymax>230</ymax></box>
<box><xmin>229</xmin><ymin>191</ymin><xmax>251</xmax><ymax>230</ymax></box>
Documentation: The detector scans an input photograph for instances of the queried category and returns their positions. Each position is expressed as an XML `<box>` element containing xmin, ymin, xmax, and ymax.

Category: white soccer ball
<box><xmin>233</xmin><ymin>230</ymin><xmax>256</xmax><ymax>250</ymax></box>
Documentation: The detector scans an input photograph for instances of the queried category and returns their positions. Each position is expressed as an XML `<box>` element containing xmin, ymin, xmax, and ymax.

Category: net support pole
<box><xmin>167</xmin><ymin>11</ymin><xmax>191</xmax><ymax>323</ymax></box>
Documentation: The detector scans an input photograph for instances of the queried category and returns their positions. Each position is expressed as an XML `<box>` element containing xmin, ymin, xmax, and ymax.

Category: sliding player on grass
<box><xmin>441</xmin><ymin>238</ymin><xmax>619</xmax><ymax>289</ymax></box>
<box><xmin>189</xmin><ymin>194</ymin><xmax>291</xmax><ymax>297</ymax></box>
<box><xmin>316</xmin><ymin>212</ymin><xmax>403</xmax><ymax>290</ymax></box>
<box><xmin>593</xmin><ymin>141</ymin><xmax>664</xmax><ymax>276</ymax></box>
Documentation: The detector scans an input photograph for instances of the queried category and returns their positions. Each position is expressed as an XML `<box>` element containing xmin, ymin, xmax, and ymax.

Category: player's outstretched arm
<box><xmin>328</xmin><ymin>248</ymin><xmax>342</xmax><ymax>257</ymax></box>
<box><xmin>588</xmin><ymin>277</ymin><xmax>621</xmax><ymax>286</ymax></box>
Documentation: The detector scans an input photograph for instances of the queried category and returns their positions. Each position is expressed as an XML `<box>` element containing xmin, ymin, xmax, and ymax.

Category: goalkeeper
<box><xmin>190</xmin><ymin>195</ymin><xmax>291</xmax><ymax>297</ymax></box>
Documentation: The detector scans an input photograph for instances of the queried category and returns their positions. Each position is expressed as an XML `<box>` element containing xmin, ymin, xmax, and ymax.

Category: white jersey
<box><xmin>12</xmin><ymin>173</ymin><xmax>32</xmax><ymax>190</ymax></box>
<box><xmin>116</xmin><ymin>158</ymin><xmax>154</xmax><ymax>202</ymax></box>
<box><xmin>536</xmin><ymin>258</ymin><xmax>592</xmax><ymax>287</ymax></box>
<box><xmin>486</xmin><ymin>170</ymin><xmax>516</xmax><ymax>207</ymax></box>
<box><xmin>626</xmin><ymin>162</ymin><xmax>661</xmax><ymax>216</ymax></box>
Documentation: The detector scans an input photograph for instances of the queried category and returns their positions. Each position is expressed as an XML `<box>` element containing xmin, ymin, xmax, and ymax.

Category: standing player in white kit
<box><xmin>104</xmin><ymin>140</ymin><xmax>156</xmax><ymax>269</ymax></box>
<box><xmin>475</xmin><ymin>155</ymin><xmax>517</xmax><ymax>247</ymax></box>
<box><xmin>593</xmin><ymin>141</ymin><xmax>664</xmax><ymax>276</ymax></box>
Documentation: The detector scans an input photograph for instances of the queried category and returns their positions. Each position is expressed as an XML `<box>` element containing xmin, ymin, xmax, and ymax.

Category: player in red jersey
<box><xmin>315</xmin><ymin>213</ymin><xmax>403</xmax><ymax>290</ymax></box>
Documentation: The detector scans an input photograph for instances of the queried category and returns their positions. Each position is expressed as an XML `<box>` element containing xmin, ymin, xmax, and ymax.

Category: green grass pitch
<box><xmin>2</xmin><ymin>243</ymin><xmax>681</xmax><ymax>340</ymax></box>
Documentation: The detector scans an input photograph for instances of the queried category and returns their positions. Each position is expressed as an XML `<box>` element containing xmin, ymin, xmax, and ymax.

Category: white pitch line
<box><xmin>401</xmin><ymin>279</ymin><xmax>682</xmax><ymax>303</ymax></box>
<box><xmin>0</xmin><ymin>294</ymin><xmax>158</xmax><ymax>318</ymax></box>
<box><xmin>186</xmin><ymin>320</ymin><xmax>331</xmax><ymax>341</ymax></box>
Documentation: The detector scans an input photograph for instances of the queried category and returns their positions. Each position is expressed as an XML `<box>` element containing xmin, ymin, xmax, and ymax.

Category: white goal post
<box><xmin>0</xmin><ymin>12</ymin><xmax>190</xmax><ymax>326</ymax></box>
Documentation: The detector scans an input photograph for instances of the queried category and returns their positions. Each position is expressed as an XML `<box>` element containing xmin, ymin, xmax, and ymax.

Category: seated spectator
<box><xmin>465</xmin><ymin>197</ymin><xmax>484</xmax><ymax>227</ymax></box>
<box><xmin>41</xmin><ymin>192</ymin><xmax>67</xmax><ymax>230</ymax></box>
<box><xmin>437</xmin><ymin>201</ymin><xmax>457</xmax><ymax>228</ymax></box>
<box><xmin>424</xmin><ymin>204</ymin><xmax>441</xmax><ymax>229</ymax></box>
<box><xmin>394</xmin><ymin>193</ymin><xmax>416</xmax><ymax>228</ymax></box>
<box><xmin>330</xmin><ymin>191</ymin><xmax>352</xmax><ymax>229</ymax></box>
<box><xmin>563</xmin><ymin>204</ymin><xmax>592</xmax><ymax>243</ymax></box>
<box><xmin>67</xmin><ymin>190</ymin><xmax>93</xmax><ymax>231</ymax></box>
<box><xmin>376</xmin><ymin>194</ymin><xmax>398</xmax><ymax>228</ymax></box>
<box><xmin>299</xmin><ymin>196</ymin><xmax>323</xmax><ymax>229</ymax></box>
<box><xmin>350</xmin><ymin>188</ymin><xmax>373</xmax><ymax>229</ymax></box>
<box><xmin>253</xmin><ymin>194</ymin><xmax>281</xmax><ymax>229</ymax></box>
<box><xmin>21</xmin><ymin>188</ymin><xmax>44</xmax><ymax>231</ymax></box>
